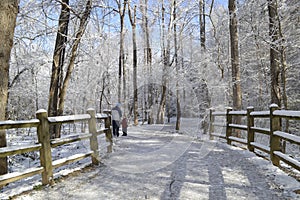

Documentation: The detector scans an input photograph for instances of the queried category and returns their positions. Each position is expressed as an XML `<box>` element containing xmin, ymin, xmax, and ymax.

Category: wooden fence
<box><xmin>209</xmin><ymin>104</ymin><xmax>300</xmax><ymax>171</ymax></box>
<box><xmin>0</xmin><ymin>108</ymin><xmax>112</xmax><ymax>187</ymax></box>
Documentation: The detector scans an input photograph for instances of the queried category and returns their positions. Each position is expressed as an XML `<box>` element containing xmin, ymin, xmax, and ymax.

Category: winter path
<box><xmin>12</xmin><ymin>124</ymin><xmax>300</xmax><ymax>200</ymax></box>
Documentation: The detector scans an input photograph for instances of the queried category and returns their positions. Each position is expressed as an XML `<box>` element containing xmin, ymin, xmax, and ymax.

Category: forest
<box><xmin>0</xmin><ymin>0</ymin><xmax>299</xmax><ymax>174</ymax></box>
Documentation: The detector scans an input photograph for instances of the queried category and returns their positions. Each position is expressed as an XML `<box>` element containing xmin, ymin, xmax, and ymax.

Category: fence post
<box><xmin>105</xmin><ymin>114</ymin><xmax>113</xmax><ymax>153</ymax></box>
<box><xmin>226</xmin><ymin>107</ymin><xmax>233</xmax><ymax>145</ymax></box>
<box><xmin>209</xmin><ymin>108</ymin><xmax>215</xmax><ymax>140</ymax></box>
<box><xmin>247</xmin><ymin>106</ymin><xmax>254</xmax><ymax>152</ymax></box>
<box><xmin>87</xmin><ymin>108</ymin><xmax>100</xmax><ymax>165</ymax></box>
<box><xmin>270</xmin><ymin>104</ymin><xmax>281</xmax><ymax>166</ymax></box>
<box><xmin>36</xmin><ymin>109</ymin><xmax>53</xmax><ymax>185</ymax></box>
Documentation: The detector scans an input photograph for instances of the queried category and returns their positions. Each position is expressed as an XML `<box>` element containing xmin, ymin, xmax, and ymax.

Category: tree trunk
<box><xmin>117</xmin><ymin>0</ymin><xmax>127</xmax><ymax>103</ymax></box>
<box><xmin>229</xmin><ymin>0</ymin><xmax>242</xmax><ymax>111</ymax></box>
<box><xmin>48</xmin><ymin>0</ymin><xmax>70</xmax><ymax>138</ymax></box>
<box><xmin>157</xmin><ymin>2</ymin><xmax>173</xmax><ymax>124</ymax></box>
<box><xmin>229</xmin><ymin>0</ymin><xmax>242</xmax><ymax>136</ymax></box>
<box><xmin>199</xmin><ymin>0</ymin><xmax>206</xmax><ymax>49</ymax></box>
<box><xmin>267</xmin><ymin>0</ymin><xmax>286</xmax><ymax>151</ymax></box>
<box><xmin>173</xmin><ymin>0</ymin><xmax>181</xmax><ymax>130</ymax></box>
<box><xmin>268</xmin><ymin>0</ymin><xmax>281</xmax><ymax>107</ymax></box>
<box><xmin>207</xmin><ymin>0</ymin><xmax>224</xmax><ymax>78</ymax></box>
<box><xmin>276</xmin><ymin>0</ymin><xmax>288</xmax><ymax>131</ymax></box>
<box><xmin>128</xmin><ymin>4</ymin><xmax>138</xmax><ymax>125</ymax></box>
<box><xmin>99</xmin><ymin>71</ymin><xmax>109</xmax><ymax>113</ymax></box>
<box><xmin>141</xmin><ymin>0</ymin><xmax>153</xmax><ymax>124</ymax></box>
<box><xmin>58</xmin><ymin>0</ymin><xmax>92</xmax><ymax>120</ymax></box>
<box><xmin>133</xmin><ymin>10</ymin><xmax>138</xmax><ymax>126</ymax></box>
<box><xmin>0</xmin><ymin>0</ymin><xmax>19</xmax><ymax>176</ymax></box>
<box><xmin>157</xmin><ymin>3</ymin><xmax>166</xmax><ymax>124</ymax></box>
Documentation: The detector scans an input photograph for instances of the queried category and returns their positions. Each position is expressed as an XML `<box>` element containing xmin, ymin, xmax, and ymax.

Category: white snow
<box><xmin>249</xmin><ymin>107</ymin><xmax>300</xmax><ymax>118</ymax></box>
<box><xmin>212</xmin><ymin>111</ymin><xmax>226</xmax><ymax>116</ymax></box>
<box><xmin>229</xmin><ymin>123</ymin><xmax>248</xmax><ymax>130</ymax></box>
<box><xmin>274</xmin><ymin>131</ymin><xmax>300</xmax><ymax>145</ymax></box>
<box><xmin>0</xmin><ymin>144</ymin><xmax>41</xmax><ymax>155</ymax></box>
<box><xmin>270</xmin><ymin>104</ymin><xmax>279</xmax><ymax>108</ymax></box>
<box><xmin>250</xmin><ymin>142</ymin><xmax>270</xmax><ymax>153</ymax></box>
<box><xmin>273</xmin><ymin>110</ymin><xmax>300</xmax><ymax>119</ymax></box>
<box><xmin>47</xmin><ymin>114</ymin><xmax>91</xmax><ymax>123</ymax></box>
<box><xmin>95</xmin><ymin>113</ymin><xmax>108</xmax><ymax>119</ymax></box>
<box><xmin>274</xmin><ymin>151</ymin><xmax>300</xmax><ymax>169</ymax></box>
<box><xmin>35</xmin><ymin>109</ymin><xmax>47</xmax><ymax>114</ymax></box>
<box><xmin>250</xmin><ymin>126</ymin><xmax>270</xmax><ymax>134</ymax></box>
<box><xmin>0</xmin><ymin>119</ymin><xmax>40</xmax><ymax>128</ymax></box>
<box><xmin>228</xmin><ymin>136</ymin><xmax>247</xmax><ymax>144</ymax></box>
<box><xmin>229</xmin><ymin>110</ymin><xmax>247</xmax><ymax>115</ymax></box>
<box><xmin>0</xmin><ymin>122</ymin><xmax>300</xmax><ymax>200</ymax></box>
<box><xmin>250</xmin><ymin>111</ymin><xmax>270</xmax><ymax>117</ymax></box>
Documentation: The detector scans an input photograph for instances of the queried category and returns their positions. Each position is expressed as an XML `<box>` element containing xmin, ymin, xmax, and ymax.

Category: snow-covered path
<box><xmin>14</xmin><ymin>125</ymin><xmax>300</xmax><ymax>200</ymax></box>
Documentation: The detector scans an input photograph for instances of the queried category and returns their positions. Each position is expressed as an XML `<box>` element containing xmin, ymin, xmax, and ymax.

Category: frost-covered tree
<box><xmin>229</xmin><ymin>0</ymin><xmax>242</xmax><ymax>111</ymax></box>
<box><xmin>2</xmin><ymin>0</ymin><xmax>299</xmax><ymax>139</ymax></box>
<box><xmin>0</xmin><ymin>0</ymin><xmax>19</xmax><ymax>175</ymax></box>
<box><xmin>48</xmin><ymin>0</ymin><xmax>70</xmax><ymax>138</ymax></box>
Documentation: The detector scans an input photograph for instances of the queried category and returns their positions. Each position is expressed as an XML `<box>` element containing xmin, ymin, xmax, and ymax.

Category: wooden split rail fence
<box><xmin>209</xmin><ymin>104</ymin><xmax>300</xmax><ymax>171</ymax></box>
<box><xmin>0</xmin><ymin>108</ymin><xmax>112</xmax><ymax>187</ymax></box>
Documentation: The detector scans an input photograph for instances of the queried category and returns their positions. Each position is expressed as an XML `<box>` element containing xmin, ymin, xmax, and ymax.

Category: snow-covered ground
<box><xmin>1</xmin><ymin>123</ymin><xmax>300</xmax><ymax>200</ymax></box>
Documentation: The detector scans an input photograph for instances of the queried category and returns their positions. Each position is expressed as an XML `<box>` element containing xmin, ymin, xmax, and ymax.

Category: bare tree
<box><xmin>140</xmin><ymin>0</ymin><xmax>153</xmax><ymax>124</ymax></box>
<box><xmin>115</xmin><ymin>0</ymin><xmax>127</xmax><ymax>103</ymax></box>
<box><xmin>157</xmin><ymin>1</ymin><xmax>174</xmax><ymax>124</ymax></box>
<box><xmin>207</xmin><ymin>0</ymin><xmax>227</xmax><ymax>80</ymax></box>
<box><xmin>173</xmin><ymin>0</ymin><xmax>181</xmax><ymax>130</ymax></box>
<box><xmin>157</xmin><ymin>2</ymin><xmax>167</xmax><ymax>124</ymax></box>
<box><xmin>229</xmin><ymin>0</ymin><xmax>242</xmax><ymax>137</ymax></box>
<box><xmin>267</xmin><ymin>0</ymin><xmax>288</xmax><ymax>134</ymax></box>
<box><xmin>48</xmin><ymin>0</ymin><xmax>70</xmax><ymax>138</ymax></box>
<box><xmin>0</xmin><ymin>0</ymin><xmax>19</xmax><ymax>175</ymax></box>
<box><xmin>128</xmin><ymin>3</ymin><xmax>138</xmax><ymax>125</ymax></box>
<box><xmin>47</xmin><ymin>0</ymin><xmax>92</xmax><ymax>138</ymax></box>
<box><xmin>229</xmin><ymin>0</ymin><xmax>242</xmax><ymax>110</ymax></box>
<box><xmin>267</xmin><ymin>0</ymin><xmax>281</xmax><ymax>107</ymax></box>
<box><xmin>99</xmin><ymin>72</ymin><xmax>110</xmax><ymax>113</ymax></box>
<box><xmin>199</xmin><ymin>0</ymin><xmax>206</xmax><ymax>49</ymax></box>
<box><xmin>58</xmin><ymin>0</ymin><xmax>93</xmax><ymax>116</ymax></box>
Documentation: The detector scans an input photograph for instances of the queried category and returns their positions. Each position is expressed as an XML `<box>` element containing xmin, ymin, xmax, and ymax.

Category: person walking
<box><xmin>121</xmin><ymin>116</ymin><xmax>128</xmax><ymax>136</ymax></box>
<box><xmin>112</xmin><ymin>103</ymin><xmax>122</xmax><ymax>137</ymax></box>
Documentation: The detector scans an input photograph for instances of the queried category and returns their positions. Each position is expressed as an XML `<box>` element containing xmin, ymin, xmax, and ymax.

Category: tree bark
<box><xmin>268</xmin><ymin>0</ymin><xmax>287</xmax><ymax>111</ymax></box>
<box><xmin>268</xmin><ymin>0</ymin><xmax>281</xmax><ymax>107</ymax></box>
<box><xmin>157</xmin><ymin>2</ymin><xmax>173</xmax><ymax>124</ymax></box>
<box><xmin>0</xmin><ymin>0</ymin><xmax>19</xmax><ymax>175</ymax></box>
<box><xmin>157</xmin><ymin>3</ymin><xmax>166</xmax><ymax>124</ymax></box>
<box><xmin>173</xmin><ymin>0</ymin><xmax>181</xmax><ymax>130</ymax></box>
<box><xmin>116</xmin><ymin>0</ymin><xmax>127</xmax><ymax>103</ymax></box>
<box><xmin>141</xmin><ymin>0</ymin><xmax>153</xmax><ymax>124</ymax></box>
<box><xmin>229</xmin><ymin>0</ymin><xmax>242</xmax><ymax>110</ymax></box>
<box><xmin>229</xmin><ymin>0</ymin><xmax>242</xmax><ymax>136</ymax></box>
<box><xmin>199</xmin><ymin>0</ymin><xmax>206</xmax><ymax>49</ymax></box>
<box><xmin>48</xmin><ymin>0</ymin><xmax>70</xmax><ymax>138</ymax></box>
<box><xmin>128</xmin><ymin>4</ymin><xmax>138</xmax><ymax>125</ymax></box>
<box><xmin>58</xmin><ymin>0</ymin><xmax>92</xmax><ymax>119</ymax></box>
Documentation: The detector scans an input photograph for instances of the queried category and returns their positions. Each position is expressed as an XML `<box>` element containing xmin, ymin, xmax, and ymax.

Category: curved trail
<box><xmin>14</xmin><ymin>125</ymin><xmax>299</xmax><ymax>200</ymax></box>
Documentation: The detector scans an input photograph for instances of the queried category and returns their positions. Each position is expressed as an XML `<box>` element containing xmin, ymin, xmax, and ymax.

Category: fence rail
<box><xmin>0</xmin><ymin>119</ymin><xmax>40</xmax><ymax>129</ymax></box>
<box><xmin>209</xmin><ymin>104</ymin><xmax>300</xmax><ymax>172</ymax></box>
<box><xmin>0</xmin><ymin>108</ymin><xmax>112</xmax><ymax>188</ymax></box>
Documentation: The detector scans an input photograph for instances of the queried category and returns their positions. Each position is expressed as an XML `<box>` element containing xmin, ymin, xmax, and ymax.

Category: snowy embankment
<box><xmin>1</xmin><ymin>122</ymin><xmax>300</xmax><ymax>199</ymax></box>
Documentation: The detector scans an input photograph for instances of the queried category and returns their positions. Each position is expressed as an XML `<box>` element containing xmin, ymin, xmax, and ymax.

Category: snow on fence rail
<box><xmin>209</xmin><ymin>104</ymin><xmax>300</xmax><ymax>172</ymax></box>
<box><xmin>0</xmin><ymin>108</ymin><xmax>112</xmax><ymax>188</ymax></box>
